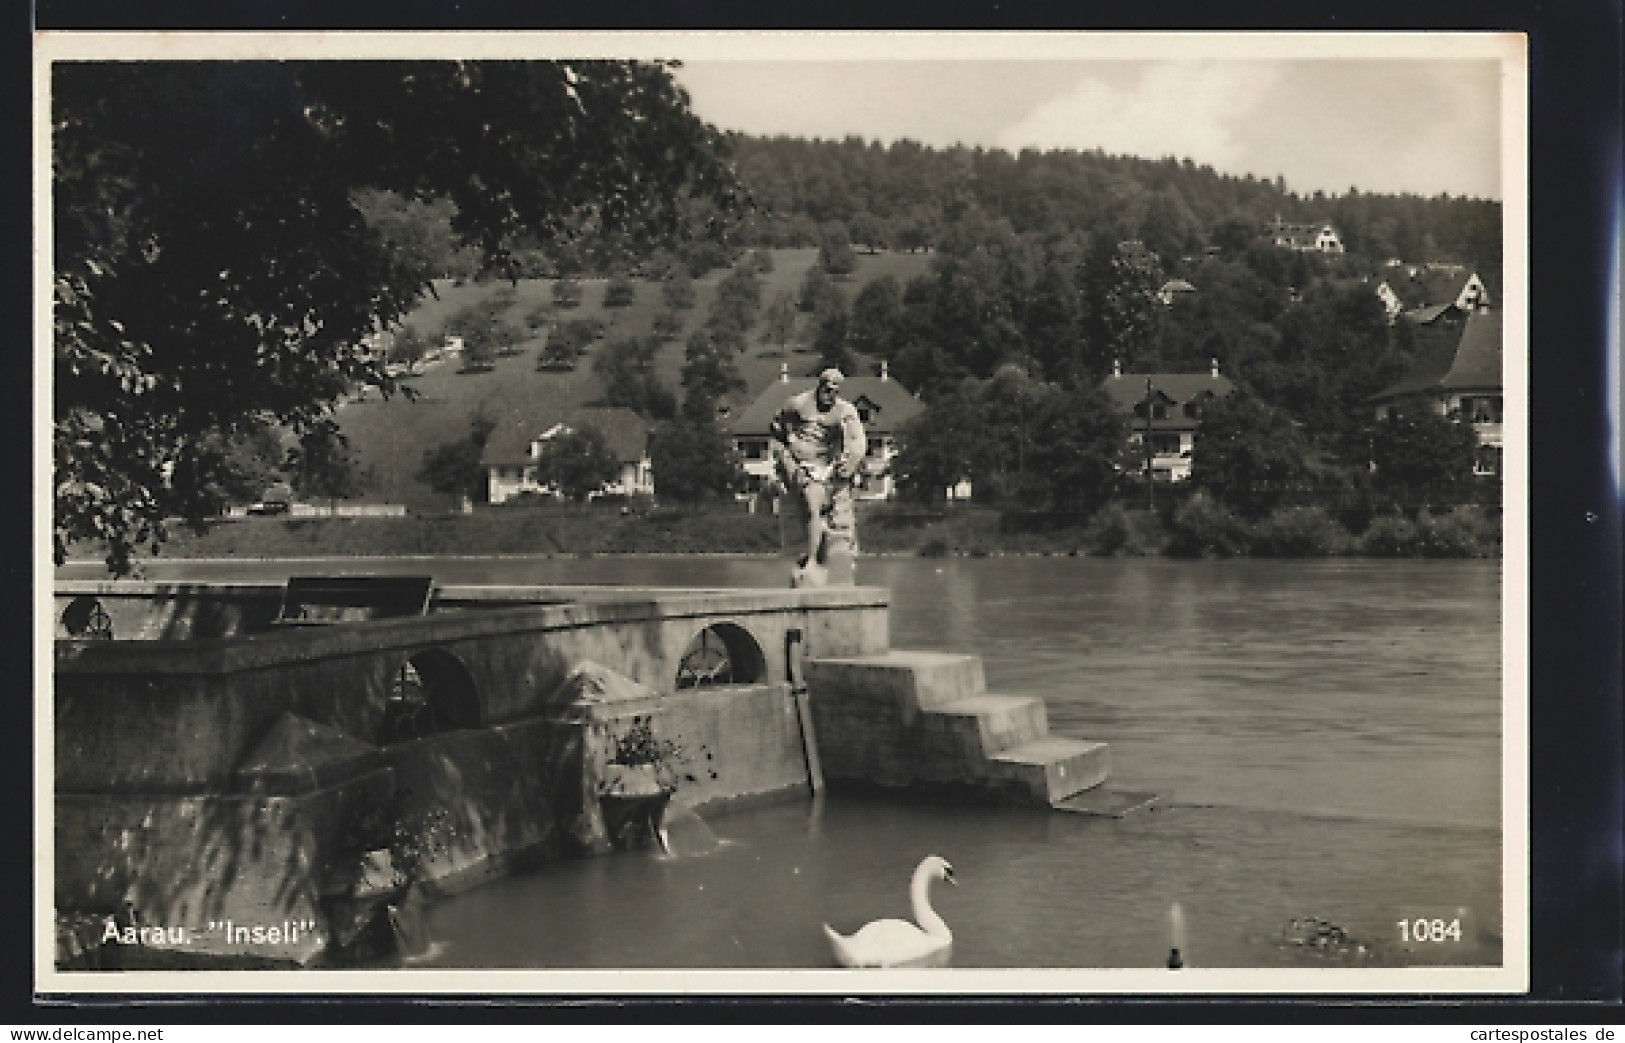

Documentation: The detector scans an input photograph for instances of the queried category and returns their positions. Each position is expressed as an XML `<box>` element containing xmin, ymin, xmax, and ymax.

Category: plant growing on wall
<box><xmin>332</xmin><ymin>788</ymin><xmax>459</xmax><ymax>891</ymax></box>
<box><xmin>603</xmin><ymin>716</ymin><xmax>716</xmax><ymax>795</ymax></box>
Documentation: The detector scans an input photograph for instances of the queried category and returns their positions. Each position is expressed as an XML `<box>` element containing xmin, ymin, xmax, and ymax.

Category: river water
<box><xmin>60</xmin><ymin>554</ymin><xmax>1506</xmax><ymax>971</ymax></box>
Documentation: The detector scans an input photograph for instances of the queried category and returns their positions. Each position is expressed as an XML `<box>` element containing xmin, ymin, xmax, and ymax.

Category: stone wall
<box><xmin>51</xmin><ymin>582</ymin><xmax>885</xmax><ymax>967</ymax></box>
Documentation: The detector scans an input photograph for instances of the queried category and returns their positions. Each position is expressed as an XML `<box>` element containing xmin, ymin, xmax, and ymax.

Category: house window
<box><xmin>1472</xmin><ymin>397</ymin><xmax>1502</xmax><ymax>424</ymax></box>
<box><xmin>1474</xmin><ymin>445</ymin><xmax>1503</xmax><ymax>477</ymax></box>
<box><xmin>867</xmin><ymin>436</ymin><xmax>886</xmax><ymax>457</ymax></box>
<box><xmin>1149</xmin><ymin>433</ymin><xmax>1183</xmax><ymax>455</ymax></box>
<box><xmin>738</xmin><ymin>439</ymin><xmax>769</xmax><ymax>460</ymax></box>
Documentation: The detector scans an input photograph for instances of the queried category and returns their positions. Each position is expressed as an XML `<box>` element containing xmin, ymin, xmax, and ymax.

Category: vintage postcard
<box><xmin>36</xmin><ymin>30</ymin><xmax>1528</xmax><ymax>998</ymax></box>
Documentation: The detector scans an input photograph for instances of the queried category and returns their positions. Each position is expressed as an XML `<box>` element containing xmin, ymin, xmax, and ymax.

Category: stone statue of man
<box><xmin>769</xmin><ymin>367</ymin><xmax>865</xmax><ymax>585</ymax></box>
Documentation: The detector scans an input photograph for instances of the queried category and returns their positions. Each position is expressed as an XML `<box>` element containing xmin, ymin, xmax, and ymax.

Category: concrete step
<box><xmin>1051</xmin><ymin>788</ymin><xmax>1161</xmax><ymax>818</ymax></box>
<box><xmin>985</xmin><ymin>737</ymin><xmax>1111</xmax><ymax>806</ymax></box>
<box><xmin>804</xmin><ymin>651</ymin><xmax>986</xmax><ymax>720</ymax></box>
<box><xmin>917</xmin><ymin>694</ymin><xmax>1050</xmax><ymax>757</ymax></box>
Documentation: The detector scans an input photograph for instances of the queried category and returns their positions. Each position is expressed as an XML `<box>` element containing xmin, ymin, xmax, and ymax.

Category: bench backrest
<box><xmin>275</xmin><ymin>575</ymin><xmax>435</xmax><ymax>625</ymax></box>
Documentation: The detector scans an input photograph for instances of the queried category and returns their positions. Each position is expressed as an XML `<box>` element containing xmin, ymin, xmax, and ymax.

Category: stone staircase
<box><xmin>802</xmin><ymin>650</ymin><xmax>1112</xmax><ymax>808</ymax></box>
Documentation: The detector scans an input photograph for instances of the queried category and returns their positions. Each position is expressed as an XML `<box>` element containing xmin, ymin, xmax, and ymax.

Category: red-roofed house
<box><xmin>729</xmin><ymin>362</ymin><xmax>924</xmax><ymax>500</ymax></box>
<box><xmin>1101</xmin><ymin>359</ymin><xmax>1237</xmax><ymax>482</ymax></box>
<box><xmin>1369</xmin><ymin>307</ymin><xmax>1504</xmax><ymax>477</ymax></box>
<box><xmin>486</xmin><ymin>406</ymin><xmax>654</xmax><ymax>503</ymax></box>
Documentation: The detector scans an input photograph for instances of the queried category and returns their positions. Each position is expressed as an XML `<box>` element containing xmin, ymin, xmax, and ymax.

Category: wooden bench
<box><xmin>274</xmin><ymin>575</ymin><xmax>435</xmax><ymax>626</ymax></box>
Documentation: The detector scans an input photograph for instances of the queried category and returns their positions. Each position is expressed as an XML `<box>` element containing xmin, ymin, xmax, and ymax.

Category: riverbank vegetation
<box><xmin>128</xmin><ymin>496</ymin><xmax>1498</xmax><ymax>565</ymax></box>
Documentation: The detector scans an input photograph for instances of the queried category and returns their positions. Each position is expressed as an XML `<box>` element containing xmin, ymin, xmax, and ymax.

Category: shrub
<box><xmin>1360</xmin><ymin>513</ymin><xmax>1419</xmax><ymax>556</ymax></box>
<box><xmin>1414</xmin><ymin>507</ymin><xmax>1492</xmax><ymax>558</ymax></box>
<box><xmin>1167</xmin><ymin>493</ymin><xmax>1252</xmax><ymax>558</ymax></box>
<box><xmin>1360</xmin><ymin>507</ymin><xmax>1495</xmax><ymax>557</ymax></box>
<box><xmin>1081</xmin><ymin>503</ymin><xmax>1164</xmax><ymax>557</ymax></box>
<box><xmin>1250</xmin><ymin>505</ymin><xmax>1352</xmax><ymax>557</ymax></box>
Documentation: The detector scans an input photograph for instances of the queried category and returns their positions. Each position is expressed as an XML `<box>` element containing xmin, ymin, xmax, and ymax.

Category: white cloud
<box><xmin>996</xmin><ymin>62</ymin><xmax>1282</xmax><ymax>167</ymax></box>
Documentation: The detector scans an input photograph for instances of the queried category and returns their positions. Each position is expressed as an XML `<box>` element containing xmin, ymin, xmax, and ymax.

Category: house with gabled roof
<box><xmin>1372</xmin><ymin>263</ymin><xmax>1490</xmax><ymax>324</ymax></box>
<box><xmin>1369</xmin><ymin>307</ymin><xmax>1503</xmax><ymax>477</ymax></box>
<box><xmin>485</xmin><ymin>405</ymin><xmax>654</xmax><ymax>503</ymax></box>
<box><xmin>1101</xmin><ymin>359</ymin><xmax>1236</xmax><ymax>483</ymax></box>
<box><xmin>1264</xmin><ymin>218</ymin><xmax>1345</xmax><ymax>254</ymax></box>
<box><xmin>729</xmin><ymin>361</ymin><xmax>924</xmax><ymax>500</ymax></box>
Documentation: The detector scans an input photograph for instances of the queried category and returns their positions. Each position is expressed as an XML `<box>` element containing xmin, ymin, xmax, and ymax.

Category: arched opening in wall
<box><xmin>60</xmin><ymin>597</ymin><xmax>114</xmax><ymax>640</ymax></box>
<box><xmin>380</xmin><ymin>647</ymin><xmax>482</xmax><ymax>745</ymax></box>
<box><xmin>675</xmin><ymin>623</ymin><xmax>766</xmax><ymax>690</ymax></box>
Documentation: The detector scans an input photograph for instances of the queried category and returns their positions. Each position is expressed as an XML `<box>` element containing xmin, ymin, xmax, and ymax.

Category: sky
<box><xmin>672</xmin><ymin>58</ymin><xmax>1507</xmax><ymax>200</ymax></box>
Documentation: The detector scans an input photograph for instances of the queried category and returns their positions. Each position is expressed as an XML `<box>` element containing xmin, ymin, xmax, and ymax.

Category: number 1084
<box><xmin>1397</xmin><ymin>918</ymin><xmax>1462</xmax><ymax>943</ymax></box>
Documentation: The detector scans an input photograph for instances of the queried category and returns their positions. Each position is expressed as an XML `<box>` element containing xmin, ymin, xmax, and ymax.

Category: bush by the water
<box><xmin>1359</xmin><ymin>506</ymin><xmax>1497</xmax><ymax>557</ymax></box>
<box><xmin>1080</xmin><ymin>503</ymin><xmax>1164</xmax><ymax>557</ymax></box>
<box><xmin>1249</xmin><ymin>505</ymin><xmax>1352</xmax><ymax>557</ymax></box>
<box><xmin>1167</xmin><ymin>493</ymin><xmax>1252</xmax><ymax>558</ymax></box>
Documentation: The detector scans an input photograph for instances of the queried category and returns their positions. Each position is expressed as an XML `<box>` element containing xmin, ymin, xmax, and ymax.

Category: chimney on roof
<box><xmin>1112</xmin><ymin>358</ymin><xmax>1122</xmax><ymax>379</ymax></box>
<box><xmin>1211</xmin><ymin>358</ymin><xmax>1220</xmax><ymax>379</ymax></box>
<box><xmin>880</xmin><ymin>359</ymin><xmax>889</xmax><ymax>381</ymax></box>
<box><xmin>779</xmin><ymin>362</ymin><xmax>789</xmax><ymax>383</ymax></box>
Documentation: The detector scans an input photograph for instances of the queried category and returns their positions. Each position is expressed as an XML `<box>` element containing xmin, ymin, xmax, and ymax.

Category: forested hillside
<box><xmin>338</xmin><ymin>133</ymin><xmax>1505</xmax><ymax>516</ymax></box>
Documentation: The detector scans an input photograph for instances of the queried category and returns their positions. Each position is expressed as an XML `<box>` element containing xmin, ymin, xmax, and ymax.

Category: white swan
<box><xmin>823</xmin><ymin>856</ymin><xmax>955</xmax><ymax>968</ymax></box>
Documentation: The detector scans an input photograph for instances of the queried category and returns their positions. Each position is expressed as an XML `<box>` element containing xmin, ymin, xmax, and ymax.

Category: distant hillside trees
<box><xmin>353</xmin><ymin>188</ymin><xmax>476</xmax><ymax>282</ymax></box>
<box><xmin>724</xmin><ymin>136</ymin><xmax>1500</xmax><ymax>286</ymax></box>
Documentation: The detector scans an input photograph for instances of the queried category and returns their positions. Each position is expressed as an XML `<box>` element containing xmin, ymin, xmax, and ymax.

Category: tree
<box><xmin>849</xmin><ymin>275</ymin><xmax>903</xmax><ymax>356</ymax></box>
<box><xmin>352</xmin><ymin>188</ymin><xmax>466</xmax><ymax>282</ymax></box>
<box><xmin>1080</xmin><ymin>238</ymin><xmax>1164</xmax><ymax>375</ymax></box>
<box><xmin>812</xmin><ymin>304</ymin><xmax>855</xmax><ymax>377</ymax></box>
<box><xmin>552</xmin><ymin>277</ymin><xmax>584</xmax><ymax>309</ymax></box>
<box><xmin>54</xmin><ymin>60</ymin><xmax>735</xmax><ymax>572</ymax></box>
<box><xmin>287</xmin><ymin>419</ymin><xmax>370</xmax><ymax>509</ymax></box>
<box><xmin>762</xmin><ymin>290</ymin><xmax>798</xmax><ymax>347</ymax></box>
<box><xmin>387</xmin><ymin>325</ymin><xmax>432</xmax><ymax>372</ymax></box>
<box><xmin>818</xmin><ymin>221</ymin><xmax>858</xmax><ymax>276</ymax></box>
<box><xmin>536</xmin><ymin>426</ymin><xmax>623</xmax><ymax>503</ymax></box>
<box><xmin>1189</xmin><ymin>391</ymin><xmax>1311</xmax><ymax>518</ymax></box>
<box><xmin>593</xmin><ymin>336</ymin><xmax>676</xmax><ymax>420</ymax></box>
<box><xmin>651</xmin><ymin>310</ymin><xmax>684</xmax><ymax>342</ymax></box>
<box><xmin>414</xmin><ymin>409</ymin><xmax>497</xmax><ymax>508</ymax></box>
<box><xmin>798</xmin><ymin>264</ymin><xmax>841</xmax><ymax>314</ymax></box>
<box><xmin>650</xmin><ymin>413</ymin><xmax>742</xmax><ymax>503</ymax></box>
<box><xmin>1367</xmin><ymin>402</ymin><xmax>1480</xmax><ymax>492</ymax></box>
<box><xmin>892</xmin><ymin>383</ymin><xmax>987</xmax><ymax>503</ymax></box>
<box><xmin>660</xmin><ymin>270</ymin><xmax>696</xmax><ymax>311</ymax></box>
<box><xmin>681</xmin><ymin>328</ymin><xmax>747</xmax><ymax>408</ymax></box>
<box><xmin>603</xmin><ymin>273</ymin><xmax>637</xmax><ymax>308</ymax></box>
<box><xmin>848</xmin><ymin>211</ymin><xmax>888</xmax><ymax>252</ymax></box>
<box><xmin>1023</xmin><ymin>383</ymin><xmax>1128</xmax><ymax>512</ymax></box>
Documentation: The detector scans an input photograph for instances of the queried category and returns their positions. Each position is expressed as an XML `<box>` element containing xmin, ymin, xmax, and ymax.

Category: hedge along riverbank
<box><xmin>131</xmin><ymin>499</ymin><xmax>1501</xmax><ymax>564</ymax></box>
